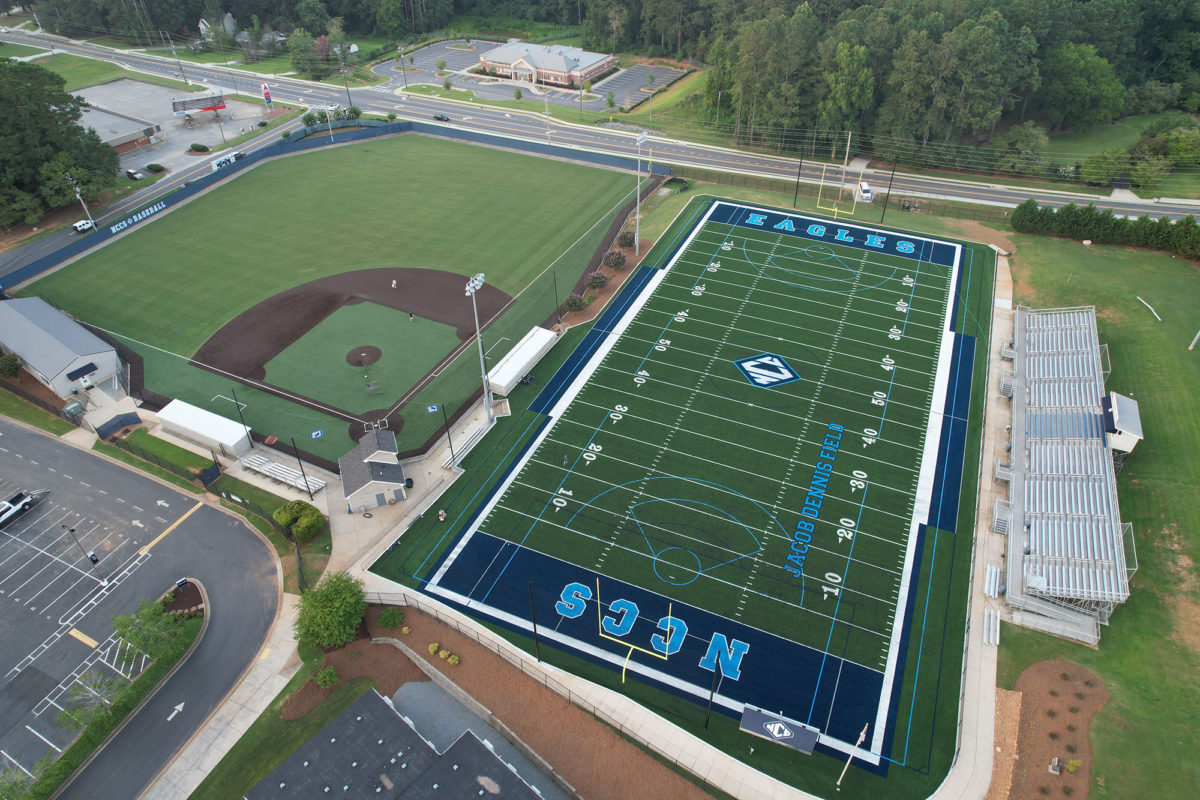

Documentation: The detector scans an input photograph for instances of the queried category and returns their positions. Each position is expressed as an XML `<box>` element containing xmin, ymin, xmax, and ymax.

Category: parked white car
<box><xmin>72</xmin><ymin>219</ymin><xmax>94</xmax><ymax>233</ymax></box>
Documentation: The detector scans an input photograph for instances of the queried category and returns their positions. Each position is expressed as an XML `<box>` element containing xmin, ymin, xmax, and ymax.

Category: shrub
<box><xmin>379</xmin><ymin>607</ymin><xmax>403</xmax><ymax>629</ymax></box>
<box><xmin>438</xmin><ymin>649</ymin><xmax>450</xmax><ymax>660</ymax></box>
<box><xmin>617</xmin><ymin>230</ymin><xmax>635</xmax><ymax>248</ymax></box>
<box><xmin>400</xmin><ymin>625</ymin><xmax>411</xmax><ymax>635</ymax></box>
<box><xmin>273</xmin><ymin>500</ymin><xmax>325</xmax><ymax>544</ymax></box>
<box><xmin>563</xmin><ymin>294</ymin><xmax>586</xmax><ymax>312</ymax></box>
<box><xmin>1062</xmin><ymin>787</ymin><xmax>1073</xmax><ymax>796</ymax></box>
<box><xmin>314</xmin><ymin>666</ymin><xmax>338</xmax><ymax>688</ymax></box>
<box><xmin>302</xmin><ymin>112</ymin><xmax>317</xmax><ymax>126</ymax></box>
<box><xmin>189</xmin><ymin>142</ymin><xmax>209</xmax><ymax>152</ymax></box>
<box><xmin>587</xmin><ymin>273</ymin><xmax>609</xmax><ymax>290</ymax></box>
<box><xmin>1067</xmin><ymin>724</ymin><xmax>1076</xmax><ymax>732</ymax></box>
<box><xmin>1066</xmin><ymin>759</ymin><xmax>1081</xmax><ymax>773</ymax></box>
<box><xmin>1047</xmin><ymin>709</ymin><xmax>1057</xmax><ymax>717</ymax></box>
<box><xmin>0</xmin><ymin>352</ymin><xmax>21</xmax><ymax>378</ymax></box>
<box><xmin>386</xmin><ymin>112</ymin><xmax>397</xmax><ymax>121</ymax></box>
<box><xmin>145</xmin><ymin>163</ymin><xmax>165</xmax><ymax>173</ymax></box>
<box><xmin>281</xmin><ymin>131</ymin><xmax>290</xmax><ymax>138</ymax></box>
<box><xmin>443</xmin><ymin>78</ymin><xmax>451</xmax><ymax>90</ymax></box>
<box><xmin>428</xmin><ymin>642</ymin><xmax>440</xmax><ymax>655</ymax></box>
<box><xmin>293</xmin><ymin>572</ymin><xmax>366</xmax><ymax>649</ymax></box>
<box><xmin>1049</xmin><ymin>732</ymin><xmax>1060</xmax><ymax>740</ymax></box>
<box><xmin>447</xmin><ymin>654</ymin><xmax>460</xmax><ymax>665</ymax></box>
<box><xmin>1068</xmin><ymin>706</ymin><xmax>1079</xmax><ymax>714</ymax></box>
<box><xmin>604</xmin><ymin>250</ymin><xmax>627</xmax><ymax>269</ymax></box>
<box><xmin>257</xmin><ymin>120</ymin><xmax>267</xmax><ymax>128</ymax></box>
<box><xmin>1066</xmin><ymin>744</ymin><xmax>1076</xmax><ymax>753</ymax></box>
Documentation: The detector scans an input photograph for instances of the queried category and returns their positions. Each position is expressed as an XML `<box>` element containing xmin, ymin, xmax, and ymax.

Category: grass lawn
<box><xmin>35</xmin><ymin>53</ymin><xmax>201</xmax><ymax>93</ymax></box>
<box><xmin>92</xmin><ymin>440</ymin><xmax>205</xmax><ymax>493</ymax></box>
<box><xmin>189</xmin><ymin>641</ymin><xmax>371</xmax><ymax>800</ymax></box>
<box><xmin>126</xmin><ymin>428</ymin><xmax>212</xmax><ymax>469</ymax></box>
<box><xmin>0</xmin><ymin>389</ymin><xmax>74</xmax><ymax>435</ymax></box>
<box><xmin>264</xmin><ymin>305</ymin><xmax>461</xmax><ymax>415</ymax></box>
<box><xmin>1044</xmin><ymin>114</ymin><xmax>1168</xmax><ymax>158</ymax></box>
<box><xmin>999</xmin><ymin>235</ymin><xmax>1200</xmax><ymax>800</ymax></box>
<box><xmin>22</xmin><ymin>136</ymin><xmax>632</xmax><ymax>460</ymax></box>
<box><xmin>0</xmin><ymin>41</ymin><xmax>45</xmax><ymax>58</ymax></box>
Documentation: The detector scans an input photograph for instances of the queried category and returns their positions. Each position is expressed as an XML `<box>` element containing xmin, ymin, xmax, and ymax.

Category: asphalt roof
<box><xmin>245</xmin><ymin>690</ymin><xmax>542</xmax><ymax>799</ymax></box>
<box><xmin>338</xmin><ymin>428</ymin><xmax>406</xmax><ymax>497</ymax></box>
<box><xmin>481</xmin><ymin>41</ymin><xmax>609</xmax><ymax>74</ymax></box>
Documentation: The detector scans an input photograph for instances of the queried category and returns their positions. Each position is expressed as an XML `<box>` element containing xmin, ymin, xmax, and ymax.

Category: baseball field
<box><xmin>22</xmin><ymin>136</ymin><xmax>635</xmax><ymax>460</ymax></box>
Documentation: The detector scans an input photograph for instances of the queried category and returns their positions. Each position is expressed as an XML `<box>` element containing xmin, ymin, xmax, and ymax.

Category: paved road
<box><xmin>1</xmin><ymin>28</ymin><xmax>1195</xmax><ymax>251</ymax></box>
<box><xmin>0</xmin><ymin>419</ymin><xmax>278</xmax><ymax>799</ymax></box>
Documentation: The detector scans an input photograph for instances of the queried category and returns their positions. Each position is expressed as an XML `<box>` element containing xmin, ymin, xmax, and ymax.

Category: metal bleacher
<box><xmin>1000</xmin><ymin>307</ymin><xmax>1135</xmax><ymax>642</ymax></box>
<box><xmin>240</xmin><ymin>452</ymin><xmax>326</xmax><ymax>495</ymax></box>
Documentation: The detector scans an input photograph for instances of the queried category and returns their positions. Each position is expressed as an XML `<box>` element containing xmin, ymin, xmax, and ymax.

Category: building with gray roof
<box><xmin>79</xmin><ymin>105</ymin><xmax>161</xmax><ymax>153</ymax></box>
<box><xmin>993</xmin><ymin>306</ymin><xmax>1138</xmax><ymax>644</ymax></box>
<box><xmin>338</xmin><ymin>427</ymin><xmax>408</xmax><ymax>512</ymax></box>
<box><xmin>0</xmin><ymin>297</ymin><xmax>120</xmax><ymax>399</ymax></box>
<box><xmin>479</xmin><ymin>40</ymin><xmax>614</xmax><ymax>87</ymax></box>
<box><xmin>245</xmin><ymin>689</ymin><xmax>543</xmax><ymax>799</ymax></box>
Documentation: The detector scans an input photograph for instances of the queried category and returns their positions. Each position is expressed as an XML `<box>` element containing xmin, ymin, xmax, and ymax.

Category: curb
<box><xmin>50</xmin><ymin>580</ymin><xmax>210</xmax><ymax>799</ymax></box>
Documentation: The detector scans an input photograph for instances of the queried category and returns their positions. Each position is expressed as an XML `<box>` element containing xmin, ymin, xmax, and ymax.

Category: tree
<box><xmin>606</xmin><ymin>90</ymin><xmax>615</xmax><ymax>110</ymax></box>
<box><xmin>990</xmin><ymin>122</ymin><xmax>1049</xmax><ymax>176</ymax></box>
<box><xmin>293</xmin><ymin>571</ymin><xmax>366</xmax><ymax>649</ymax></box>
<box><xmin>0</xmin><ymin>60</ymin><xmax>117</xmax><ymax>227</ymax></box>
<box><xmin>1038</xmin><ymin>43</ymin><xmax>1125</xmax><ymax>132</ymax></box>
<box><xmin>296</xmin><ymin>0</ymin><xmax>330</xmax><ymax>35</ymax></box>
<box><xmin>818</xmin><ymin>41</ymin><xmax>874</xmax><ymax>133</ymax></box>
<box><xmin>58</xmin><ymin>669</ymin><xmax>122</xmax><ymax>731</ymax></box>
<box><xmin>112</xmin><ymin>599</ymin><xmax>182</xmax><ymax>660</ymax></box>
<box><xmin>1129</xmin><ymin>156</ymin><xmax>1171</xmax><ymax>194</ymax></box>
<box><xmin>272</xmin><ymin>500</ymin><xmax>325</xmax><ymax>544</ymax></box>
<box><xmin>1011</xmin><ymin>198</ymin><xmax>1041</xmax><ymax>232</ymax></box>
<box><xmin>514</xmin><ymin>87</ymin><xmax>522</xmax><ymax>101</ymax></box>
<box><xmin>1168</xmin><ymin>127</ymin><xmax>1200</xmax><ymax>166</ymax></box>
<box><xmin>376</xmin><ymin>0</ymin><xmax>411</xmax><ymax>38</ymax></box>
<box><xmin>1080</xmin><ymin>149</ymin><xmax>1128</xmax><ymax>186</ymax></box>
<box><xmin>288</xmin><ymin>28</ymin><xmax>321</xmax><ymax>79</ymax></box>
<box><xmin>436</xmin><ymin>58</ymin><xmax>446</xmax><ymax>73</ymax></box>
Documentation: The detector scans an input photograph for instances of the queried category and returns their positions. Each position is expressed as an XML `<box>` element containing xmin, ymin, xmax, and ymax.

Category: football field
<box><xmin>425</xmin><ymin>200</ymin><xmax>966</xmax><ymax>759</ymax></box>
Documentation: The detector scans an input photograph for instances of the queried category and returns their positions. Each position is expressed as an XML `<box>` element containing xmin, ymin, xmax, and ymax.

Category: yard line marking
<box><xmin>68</xmin><ymin>628</ymin><xmax>99</xmax><ymax>648</ymax></box>
<box><xmin>139</xmin><ymin>502</ymin><xmax>203</xmax><ymax>555</ymax></box>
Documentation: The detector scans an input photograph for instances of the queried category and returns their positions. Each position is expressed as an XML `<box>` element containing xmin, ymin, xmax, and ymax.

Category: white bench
<box><xmin>240</xmin><ymin>454</ymin><xmax>325</xmax><ymax>494</ymax></box>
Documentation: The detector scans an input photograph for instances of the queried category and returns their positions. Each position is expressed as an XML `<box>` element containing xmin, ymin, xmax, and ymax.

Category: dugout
<box><xmin>487</xmin><ymin>326</ymin><xmax>558</xmax><ymax>396</ymax></box>
<box><xmin>156</xmin><ymin>399</ymin><xmax>251</xmax><ymax>458</ymax></box>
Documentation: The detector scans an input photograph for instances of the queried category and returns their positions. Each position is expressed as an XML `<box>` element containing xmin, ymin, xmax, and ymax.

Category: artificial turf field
<box><xmin>420</xmin><ymin>199</ymin><xmax>988</xmax><ymax>774</ymax></box>
<box><xmin>21</xmin><ymin>136</ymin><xmax>633</xmax><ymax>460</ymax></box>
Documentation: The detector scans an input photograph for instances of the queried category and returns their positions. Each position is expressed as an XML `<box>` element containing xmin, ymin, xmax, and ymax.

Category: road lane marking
<box><xmin>139</xmin><ymin>501</ymin><xmax>202</xmax><ymax>555</ymax></box>
<box><xmin>68</xmin><ymin>628</ymin><xmax>99</xmax><ymax>648</ymax></box>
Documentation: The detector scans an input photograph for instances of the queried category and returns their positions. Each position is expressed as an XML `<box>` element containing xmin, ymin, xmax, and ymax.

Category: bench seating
<box><xmin>240</xmin><ymin>453</ymin><xmax>326</xmax><ymax>494</ymax></box>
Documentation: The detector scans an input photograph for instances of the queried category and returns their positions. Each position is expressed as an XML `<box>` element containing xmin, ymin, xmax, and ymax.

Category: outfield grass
<box><xmin>997</xmin><ymin>235</ymin><xmax>1200</xmax><ymax>800</ymax></box>
<box><xmin>34</xmin><ymin>53</ymin><xmax>201</xmax><ymax>93</ymax></box>
<box><xmin>264</xmin><ymin>305</ymin><xmax>461</xmax><ymax>415</ymax></box>
<box><xmin>23</xmin><ymin>136</ymin><xmax>633</xmax><ymax>459</ymax></box>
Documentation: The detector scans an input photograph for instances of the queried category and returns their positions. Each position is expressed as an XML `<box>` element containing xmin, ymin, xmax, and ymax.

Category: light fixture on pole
<box><xmin>635</xmin><ymin>131</ymin><xmax>647</xmax><ymax>257</ymax></box>
<box><xmin>62</xmin><ymin>525</ymin><xmax>107</xmax><ymax>586</ymax></box>
<box><xmin>465</xmin><ymin>273</ymin><xmax>493</xmax><ymax>424</ymax></box>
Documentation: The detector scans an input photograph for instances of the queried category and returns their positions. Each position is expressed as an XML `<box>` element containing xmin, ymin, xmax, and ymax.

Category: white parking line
<box><xmin>24</xmin><ymin>724</ymin><xmax>61</xmax><ymax>752</ymax></box>
<box><xmin>0</xmin><ymin>750</ymin><xmax>33</xmax><ymax>777</ymax></box>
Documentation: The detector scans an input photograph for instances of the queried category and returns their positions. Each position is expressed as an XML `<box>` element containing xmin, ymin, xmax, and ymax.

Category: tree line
<box><xmin>1012</xmin><ymin>198</ymin><xmax>1200</xmax><ymax>260</ymax></box>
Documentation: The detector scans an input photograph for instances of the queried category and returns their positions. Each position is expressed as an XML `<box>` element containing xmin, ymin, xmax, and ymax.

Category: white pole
<box><xmin>836</xmin><ymin>723</ymin><xmax>868</xmax><ymax>790</ymax></box>
<box><xmin>636</xmin><ymin>131</ymin><xmax>647</xmax><ymax>258</ymax></box>
<box><xmin>545</xmin><ymin>89</ymin><xmax>550</xmax><ymax>143</ymax></box>
<box><xmin>466</xmin><ymin>273</ymin><xmax>493</xmax><ymax>424</ymax></box>
<box><xmin>1188</xmin><ymin>328</ymin><xmax>1200</xmax><ymax>350</ymax></box>
<box><xmin>70</xmin><ymin>178</ymin><xmax>95</xmax><ymax>230</ymax></box>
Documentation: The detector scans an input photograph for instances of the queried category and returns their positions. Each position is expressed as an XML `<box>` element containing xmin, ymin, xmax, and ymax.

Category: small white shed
<box><xmin>157</xmin><ymin>399</ymin><xmax>251</xmax><ymax>457</ymax></box>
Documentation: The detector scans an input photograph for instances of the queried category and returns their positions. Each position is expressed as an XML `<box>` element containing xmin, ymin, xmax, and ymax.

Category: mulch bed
<box><xmin>1009</xmin><ymin>660</ymin><xmax>1110</xmax><ymax>799</ymax></box>
<box><xmin>280</xmin><ymin>605</ymin><xmax>714</xmax><ymax>800</ymax></box>
<box><xmin>163</xmin><ymin>580</ymin><xmax>203</xmax><ymax>613</ymax></box>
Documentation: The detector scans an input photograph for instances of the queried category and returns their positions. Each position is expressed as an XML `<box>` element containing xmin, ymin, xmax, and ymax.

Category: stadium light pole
<box><xmin>465</xmin><ymin>273</ymin><xmax>493</xmax><ymax>424</ymax></box>
<box><xmin>635</xmin><ymin>131</ymin><xmax>647</xmax><ymax>257</ymax></box>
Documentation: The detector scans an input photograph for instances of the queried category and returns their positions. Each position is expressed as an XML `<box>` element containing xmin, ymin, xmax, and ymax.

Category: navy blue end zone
<box><xmin>428</xmin><ymin>531</ymin><xmax>883</xmax><ymax>749</ymax></box>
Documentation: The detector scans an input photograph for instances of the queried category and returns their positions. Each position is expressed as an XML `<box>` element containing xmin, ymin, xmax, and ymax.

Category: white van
<box><xmin>858</xmin><ymin>181</ymin><xmax>874</xmax><ymax>202</ymax></box>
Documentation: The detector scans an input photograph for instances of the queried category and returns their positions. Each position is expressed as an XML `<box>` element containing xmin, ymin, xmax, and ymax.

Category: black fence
<box><xmin>0</xmin><ymin>379</ymin><xmax>78</xmax><ymax>424</ymax></box>
<box><xmin>211</xmin><ymin>485</ymin><xmax>307</xmax><ymax>592</ymax></box>
<box><xmin>107</xmin><ymin>436</ymin><xmax>209</xmax><ymax>487</ymax></box>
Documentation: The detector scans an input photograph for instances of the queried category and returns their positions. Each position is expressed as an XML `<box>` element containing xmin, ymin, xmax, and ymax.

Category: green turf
<box><xmin>475</xmin><ymin>205</ymin><xmax>955</xmax><ymax>666</ymax></box>
<box><xmin>22</xmin><ymin>136</ymin><xmax>633</xmax><ymax>459</ymax></box>
<box><xmin>996</xmin><ymin>234</ymin><xmax>1200</xmax><ymax>800</ymax></box>
<box><xmin>264</xmin><ymin>304</ymin><xmax>462</xmax><ymax>415</ymax></box>
<box><xmin>372</xmin><ymin>197</ymin><xmax>995</xmax><ymax>799</ymax></box>
<box><xmin>0</xmin><ymin>389</ymin><xmax>74</xmax><ymax>435</ymax></box>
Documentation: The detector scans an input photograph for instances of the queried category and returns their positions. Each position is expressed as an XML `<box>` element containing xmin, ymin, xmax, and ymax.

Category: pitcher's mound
<box><xmin>347</xmin><ymin>345</ymin><xmax>381</xmax><ymax>366</ymax></box>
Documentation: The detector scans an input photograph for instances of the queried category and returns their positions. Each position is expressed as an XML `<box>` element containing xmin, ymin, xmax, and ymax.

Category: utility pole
<box><xmin>165</xmin><ymin>32</ymin><xmax>190</xmax><ymax>86</ymax></box>
<box><xmin>635</xmin><ymin>132</ymin><xmax>647</xmax><ymax>257</ymax></box>
<box><xmin>66</xmin><ymin>174</ymin><xmax>95</xmax><ymax>230</ymax></box>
